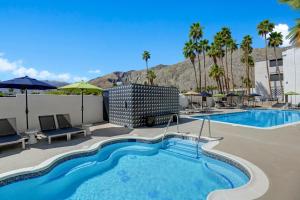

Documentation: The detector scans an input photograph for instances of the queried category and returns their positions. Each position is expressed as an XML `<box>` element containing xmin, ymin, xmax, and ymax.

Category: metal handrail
<box><xmin>161</xmin><ymin>113</ymin><xmax>179</xmax><ymax>148</ymax></box>
<box><xmin>196</xmin><ymin>115</ymin><xmax>211</xmax><ymax>158</ymax></box>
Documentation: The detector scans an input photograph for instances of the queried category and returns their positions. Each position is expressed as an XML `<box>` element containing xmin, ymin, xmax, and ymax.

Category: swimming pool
<box><xmin>0</xmin><ymin>137</ymin><xmax>249</xmax><ymax>200</ymax></box>
<box><xmin>194</xmin><ymin>109</ymin><xmax>300</xmax><ymax>128</ymax></box>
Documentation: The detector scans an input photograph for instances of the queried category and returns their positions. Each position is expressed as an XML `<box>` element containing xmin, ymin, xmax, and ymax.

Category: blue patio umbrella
<box><xmin>226</xmin><ymin>92</ymin><xmax>239</xmax><ymax>97</ymax></box>
<box><xmin>0</xmin><ymin>76</ymin><xmax>57</xmax><ymax>129</ymax></box>
<box><xmin>199</xmin><ymin>91</ymin><xmax>212</xmax><ymax>97</ymax></box>
<box><xmin>199</xmin><ymin>91</ymin><xmax>212</xmax><ymax>108</ymax></box>
<box><xmin>226</xmin><ymin>93</ymin><xmax>239</xmax><ymax>104</ymax></box>
<box><xmin>249</xmin><ymin>93</ymin><xmax>261</xmax><ymax>97</ymax></box>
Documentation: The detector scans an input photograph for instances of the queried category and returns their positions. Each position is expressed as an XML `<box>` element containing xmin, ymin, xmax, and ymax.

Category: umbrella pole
<box><xmin>25</xmin><ymin>89</ymin><xmax>29</xmax><ymax>130</ymax></box>
<box><xmin>81</xmin><ymin>89</ymin><xmax>84</xmax><ymax>125</ymax></box>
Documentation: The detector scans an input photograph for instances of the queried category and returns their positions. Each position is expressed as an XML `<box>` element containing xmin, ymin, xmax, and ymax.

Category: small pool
<box><xmin>194</xmin><ymin>109</ymin><xmax>300</xmax><ymax>128</ymax></box>
<box><xmin>0</xmin><ymin>138</ymin><xmax>249</xmax><ymax>200</ymax></box>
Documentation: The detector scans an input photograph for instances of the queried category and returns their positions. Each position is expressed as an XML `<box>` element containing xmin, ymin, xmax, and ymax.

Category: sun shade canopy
<box><xmin>213</xmin><ymin>93</ymin><xmax>225</xmax><ymax>98</ymax></box>
<box><xmin>59</xmin><ymin>81</ymin><xmax>102</xmax><ymax>92</ymax></box>
<box><xmin>184</xmin><ymin>91</ymin><xmax>199</xmax><ymax>96</ymax></box>
<box><xmin>285</xmin><ymin>91</ymin><xmax>300</xmax><ymax>95</ymax></box>
<box><xmin>226</xmin><ymin>93</ymin><xmax>239</xmax><ymax>97</ymax></box>
<box><xmin>199</xmin><ymin>91</ymin><xmax>212</xmax><ymax>97</ymax></box>
<box><xmin>0</xmin><ymin>76</ymin><xmax>56</xmax><ymax>90</ymax></box>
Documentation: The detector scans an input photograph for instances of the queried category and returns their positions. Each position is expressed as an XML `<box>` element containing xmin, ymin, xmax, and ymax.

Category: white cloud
<box><xmin>0</xmin><ymin>54</ymin><xmax>89</xmax><ymax>83</ymax></box>
<box><xmin>0</xmin><ymin>56</ymin><xmax>20</xmax><ymax>72</ymax></box>
<box><xmin>273</xmin><ymin>24</ymin><xmax>290</xmax><ymax>47</ymax></box>
<box><xmin>88</xmin><ymin>69</ymin><xmax>101</xmax><ymax>74</ymax></box>
<box><xmin>56</xmin><ymin>73</ymin><xmax>71</xmax><ymax>82</ymax></box>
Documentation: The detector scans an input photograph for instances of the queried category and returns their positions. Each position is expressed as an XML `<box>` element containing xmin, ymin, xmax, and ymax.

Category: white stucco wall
<box><xmin>283</xmin><ymin>48</ymin><xmax>300</xmax><ymax>105</ymax></box>
<box><xmin>255</xmin><ymin>61</ymin><xmax>272</xmax><ymax>99</ymax></box>
<box><xmin>255</xmin><ymin>60</ymin><xmax>284</xmax><ymax>100</ymax></box>
<box><xmin>0</xmin><ymin>94</ymin><xmax>103</xmax><ymax>132</ymax></box>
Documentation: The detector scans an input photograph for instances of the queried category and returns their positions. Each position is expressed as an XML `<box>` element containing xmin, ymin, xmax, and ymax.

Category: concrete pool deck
<box><xmin>0</xmin><ymin>113</ymin><xmax>300</xmax><ymax>200</ymax></box>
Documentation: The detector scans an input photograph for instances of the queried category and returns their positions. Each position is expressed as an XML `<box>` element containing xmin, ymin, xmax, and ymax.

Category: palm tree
<box><xmin>214</xmin><ymin>32</ymin><xmax>227</xmax><ymax>92</ymax></box>
<box><xmin>189</xmin><ymin>23</ymin><xmax>203</xmax><ymax>41</ymax></box>
<box><xmin>208</xmin><ymin>43</ymin><xmax>224</xmax><ymax>93</ymax></box>
<box><xmin>189</xmin><ymin>23</ymin><xmax>203</xmax><ymax>90</ymax></box>
<box><xmin>257</xmin><ymin>20</ymin><xmax>275</xmax><ymax>97</ymax></box>
<box><xmin>279</xmin><ymin>1</ymin><xmax>300</xmax><ymax>46</ymax></box>
<box><xmin>142</xmin><ymin>51</ymin><xmax>151</xmax><ymax>84</ymax></box>
<box><xmin>280</xmin><ymin>0</ymin><xmax>300</xmax><ymax>8</ymax></box>
<box><xmin>207</xmin><ymin>43</ymin><xmax>219</xmax><ymax>65</ymax></box>
<box><xmin>200</xmin><ymin>39</ymin><xmax>210</xmax><ymax>91</ymax></box>
<box><xmin>287</xmin><ymin>19</ymin><xmax>300</xmax><ymax>47</ymax></box>
<box><xmin>183</xmin><ymin>40</ymin><xmax>198</xmax><ymax>89</ymax></box>
<box><xmin>221</xmin><ymin>27</ymin><xmax>232</xmax><ymax>91</ymax></box>
<box><xmin>268</xmin><ymin>31</ymin><xmax>284</xmax><ymax>100</ymax></box>
<box><xmin>195</xmin><ymin>42</ymin><xmax>203</xmax><ymax>90</ymax></box>
<box><xmin>206</xmin><ymin>85</ymin><xmax>218</xmax><ymax>94</ymax></box>
<box><xmin>240</xmin><ymin>35</ymin><xmax>253</xmax><ymax>95</ymax></box>
<box><xmin>147</xmin><ymin>70</ymin><xmax>157</xmax><ymax>85</ymax></box>
<box><xmin>228</xmin><ymin>39</ymin><xmax>238</xmax><ymax>91</ymax></box>
<box><xmin>209</xmin><ymin>64</ymin><xmax>224</xmax><ymax>93</ymax></box>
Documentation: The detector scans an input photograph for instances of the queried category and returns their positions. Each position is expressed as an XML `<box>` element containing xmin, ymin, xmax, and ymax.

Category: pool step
<box><xmin>163</xmin><ymin>139</ymin><xmax>202</xmax><ymax>158</ymax></box>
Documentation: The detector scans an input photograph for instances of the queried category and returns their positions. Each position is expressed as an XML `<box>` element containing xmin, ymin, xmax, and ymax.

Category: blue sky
<box><xmin>0</xmin><ymin>0</ymin><xmax>298</xmax><ymax>82</ymax></box>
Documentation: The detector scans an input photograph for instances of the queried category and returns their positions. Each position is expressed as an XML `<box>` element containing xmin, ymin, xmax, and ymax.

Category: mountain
<box><xmin>43</xmin><ymin>80</ymin><xmax>69</xmax><ymax>87</ymax></box>
<box><xmin>89</xmin><ymin>48</ymin><xmax>288</xmax><ymax>92</ymax></box>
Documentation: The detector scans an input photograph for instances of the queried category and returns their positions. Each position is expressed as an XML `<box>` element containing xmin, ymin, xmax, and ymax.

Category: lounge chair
<box><xmin>192</xmin><ymin>104</ymin><xmax>204</xmax><ymax>113</ymax></box>
<box><xmin>39</xmin><ymin>115</ymin><xmax>86</xmax><ymax>144</ymax></box>
<box><xmin>215</xmin><ymin>101</ymin><xmax>225</xmax><ymax>109</ymax></box>
<box><xmin>0</xmin><ymin>118</ymin><xmax>25</xmax><ymax>149</ymax></box>
<box><xmin>56</xmin><ymin>114</ymin><xmax>86</xmax><ymax>137</ymax></box>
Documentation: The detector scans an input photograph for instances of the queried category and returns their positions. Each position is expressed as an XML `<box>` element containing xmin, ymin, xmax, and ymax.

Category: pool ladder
<box><xmin>161</xmin><ymin>114</ymin><xmax>222</xmax><ymax>158</ymax></box>
<box><xmin>196</xmin><ymin>116</ymin><xmax>211</xmax><ymax>157</ymax></box>
<box><xmin>161</xmin><ymin>114</ymin><xmax>181</xmax><ymax>148</ymax></box>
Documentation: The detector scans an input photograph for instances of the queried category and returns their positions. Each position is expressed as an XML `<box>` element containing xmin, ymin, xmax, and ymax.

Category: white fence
<box><xmin>0</xmin><ymin>94</ymin><xmax>103</xmax><ymax>132</ymax></box>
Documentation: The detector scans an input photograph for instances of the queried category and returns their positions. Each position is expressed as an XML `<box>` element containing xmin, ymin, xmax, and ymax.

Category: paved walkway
<box><xmin>0</xmin><ymin>117</ymin><xmax>300</xmax><ymax>200</ymax></box>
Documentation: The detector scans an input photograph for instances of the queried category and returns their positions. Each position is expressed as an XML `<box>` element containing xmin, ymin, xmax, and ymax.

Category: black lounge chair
<box><xmin>39</xmin><ymin>115</ymin><xmax>86</xmax><ymax>144</ymax></box>
<box><xmin>0</xmin><ymin>118</ymin><xmax>25</xmax><ymax>149</ymax></box>
<box><xmin>56</xmin><ymin>114</ymin><xmax>86</xmax><ymax>136</ymax></box>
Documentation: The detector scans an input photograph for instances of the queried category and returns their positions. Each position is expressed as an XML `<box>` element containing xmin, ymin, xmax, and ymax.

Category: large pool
<box><xmin>194</xmin><ymin>109</ymin><xmax>300</xmax><ymax>128</ymax></box>
<box><xmin>0</xmin><ymin>138</ymin><xmax>249</xmax><ymax>200</ymax></box>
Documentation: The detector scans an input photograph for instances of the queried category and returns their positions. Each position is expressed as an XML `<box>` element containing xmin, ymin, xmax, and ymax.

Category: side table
<box><xmin>25</xmin><ymin>129</ymin><xmax>38</xmax><ymax>145</ymax></box>
<box><xmin>82</xmin><ymin>124</ymin><xmax>93</xmax><ymax>135</ymax></box>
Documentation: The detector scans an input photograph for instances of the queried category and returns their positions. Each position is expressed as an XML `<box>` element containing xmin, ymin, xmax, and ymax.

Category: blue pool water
<box><xmin>194</xmin><ymin>109</ymin><xmax>300</xmax><ymax>128</ymax></box>
<box><xmin>0</xmin><ymin>138</ymin><xmax>249</xmax><ymax>200</ymax></box>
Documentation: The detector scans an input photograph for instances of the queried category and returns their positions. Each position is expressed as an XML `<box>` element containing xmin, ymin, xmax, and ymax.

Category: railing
<box><xmin>196</xmin><ymin>115</ymin><xmax>223</xmax><ymax>157</ymax></box>
<box><xmin>196</xmin><ymin>116</ymin><xmax>211</xmax><ymax>157</ymax></box>
<box><xmin>161</xmin><ymin>113</ymin><xmax>179</xmax><ymax>148</ymax></box>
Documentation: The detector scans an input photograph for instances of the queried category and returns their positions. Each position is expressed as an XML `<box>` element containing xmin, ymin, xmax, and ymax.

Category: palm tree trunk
<box><xmin>246</xmin><ymin>51</ymin><xmax>250</xmax><ymax>95</ymax></box>
<box><xmin>225</xmin><ymin>47</ymin><xmax>229</xmax><ymax>91</ymax></box>
<box><xmin>230</xmin><ymin>51</ymin><xmax>235</xmax><ymax>91</ymax></box>
<box><xmin>203</xmin><ymin>51</ymin><xmax>207</xmax><ymax>91</ymax></box>
<box><xmin>274</xmin><ymin>47</ymin><xmax>284</xmax><ymax>101</ymax></box>
<box><xmin>197</xmin><ymin>54</ymin><xmax>202</xmax><ymax>91</ymax></box>
<box><xmin>146</xmin><ymin>60</ymin><xmax>150</xmax><ymax>84</ymax></box>
<box><xmin>220</xmin><ymin>57</ymin><xmax>228</xmax><ymax>93</ymax></box>
<box><xmin>264</xmin><ymin>35</ymin><xmax>272</xmax><ymax>98</ymax></box>
<box><xmin>216</xmin><ymin>78</ymin><xmax>221</xmax><ymax>93</ymax></box>
<box><xmin>220</xmin><ymin>76</ymin><xmax>224</xmax><ymax>94</ymax></box>
<box><xmin>191</xmin><ymin>61</ymin><xmax>199</xmax><ymax>90</ymax></box>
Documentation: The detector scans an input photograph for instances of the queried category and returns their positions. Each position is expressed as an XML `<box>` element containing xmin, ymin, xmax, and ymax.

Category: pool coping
<box><xmin>191</xmin><ymin>109</ymin><xmax>300</xmax><ymax>130</ymax></box>
<box><xmin>0</xmin><ymin>133</ymin><xmax>269</xmax><ymax>200</ymax></box>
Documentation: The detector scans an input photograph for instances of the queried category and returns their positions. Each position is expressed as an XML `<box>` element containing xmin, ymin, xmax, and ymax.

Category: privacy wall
<box><xmin>0</xmin><ymin>94</ymin><xmax>103</xmax><ymax>132</ymax></box>
<box><xmin>109</xmin><ymin>84</ymin><xmax>179</xmax><ymax>128</ymax></box>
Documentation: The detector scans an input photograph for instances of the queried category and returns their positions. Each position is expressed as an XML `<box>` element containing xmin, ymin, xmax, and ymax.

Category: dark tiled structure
<box><xmin>109</xmin><ymin>84</ymin><xmax>179</xmax><ymax>128</ymax></box>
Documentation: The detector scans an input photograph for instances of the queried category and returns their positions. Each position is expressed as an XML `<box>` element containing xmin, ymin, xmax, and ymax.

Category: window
<box><xmin>270</xmin><ymin>59</ymin><xmax>283</xmax><ymax>67</ymax></box>
<box><xmin>270</xmin><ymin>73</ymin><xmax>284</xmax><ymax>81</ymax></box>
